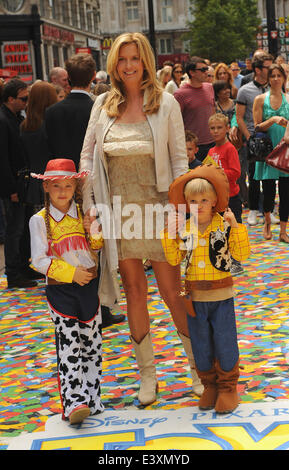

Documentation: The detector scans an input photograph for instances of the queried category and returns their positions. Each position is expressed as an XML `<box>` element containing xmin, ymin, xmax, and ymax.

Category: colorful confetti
<box><xmin>1</xmin><ymin>212</ymin><xmax>289</xmax><ymax>440</ymax></box>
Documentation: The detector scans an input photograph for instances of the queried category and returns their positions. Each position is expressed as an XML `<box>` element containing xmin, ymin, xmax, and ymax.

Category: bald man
<box><xmin>49</xmin><ymin>67</ymin><xmax>71</xmax><ymax>94</ymax></box>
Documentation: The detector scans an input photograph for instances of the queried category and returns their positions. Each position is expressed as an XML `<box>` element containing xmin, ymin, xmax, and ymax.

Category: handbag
<box><xmin>247</xmin><ymin>131</ymin><xmax>273</xmax><ymax>162</ymax></box>
<box><xmin>265</xmin><ymin>138</ymin><xmax>289</xmax><ymax>174</ymax></box>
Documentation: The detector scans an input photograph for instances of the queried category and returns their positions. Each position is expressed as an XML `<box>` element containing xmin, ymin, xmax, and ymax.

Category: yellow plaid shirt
<box><xmin>161</xmin><ymin>213</ymin><xmax>250</xmax><ymax>282</ymax></box>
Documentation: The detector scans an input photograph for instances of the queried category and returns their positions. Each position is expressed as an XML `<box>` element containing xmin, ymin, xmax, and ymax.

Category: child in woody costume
<box><xmin>161</xmin><ymin>164</ymin><xmax>250</xmax><ymax>413</ymax></box>
<box><xmin>29</xmin><ymin>159</ymin><xmax>104</xmax><ymax>425</ymax></box>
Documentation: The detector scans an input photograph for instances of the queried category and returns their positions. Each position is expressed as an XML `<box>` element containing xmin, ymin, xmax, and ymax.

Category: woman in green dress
<box><xmin>253</xmin><ymin>64</ymin><xmax>289</xmax><ymax>242</ymax></box>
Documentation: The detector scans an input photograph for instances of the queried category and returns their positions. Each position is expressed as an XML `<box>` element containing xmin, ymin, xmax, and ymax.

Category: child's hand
<box><xmin>167</xmin><ymin>210</ymin><xmax>186</xmax><ymax>237</ymax></box>
<box><xmin>73</xmin><ymin>266</ymin><xmax>94</xmax><ymax>286</ymax></box>
<box><xmin>223</xmin><ymin>208</ymin><xmax>238</xmax><ymax>228</ymax></box>
<box><xmin>83</xmin><ymin>212</ymin><xmax>93</xmax><ymax>233</ymax></box>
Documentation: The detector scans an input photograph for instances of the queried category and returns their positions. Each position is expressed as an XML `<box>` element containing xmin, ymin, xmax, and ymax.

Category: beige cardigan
<box><xmin>80</xmin><ymin>89</ymin><xmax>188</xmax><ymax>306</ymax></box>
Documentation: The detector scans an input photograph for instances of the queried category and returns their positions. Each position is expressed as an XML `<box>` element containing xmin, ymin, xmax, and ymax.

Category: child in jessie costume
<box><xmin>161</xmin><ymin>164</ymin><xmax>250</xmax><ymax>413</ymax></box>
<box><xmin>29</xmin><ymin>159</ymin><xmax>104</xmax><ymax>425</ymax></box>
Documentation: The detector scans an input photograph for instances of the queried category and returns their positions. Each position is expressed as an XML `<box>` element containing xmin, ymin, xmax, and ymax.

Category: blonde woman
<box><xmin>158</xmin><ymin>65</ymin><xmax>172</xmax><ymax>88</ymax></box>
<box><xmin>80</xmin><ymin>32</ymin><xmax>203</xmax><ymax>406</ymax></box>
<box><xmin>214</xmin><ymin>63</ymin><xmax>238</xmax><ymax>99</ymax></box>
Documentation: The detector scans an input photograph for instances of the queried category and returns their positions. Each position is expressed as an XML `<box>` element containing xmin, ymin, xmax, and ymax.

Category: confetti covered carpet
<box><xmin>1</xmin><ymin>216</ymin><xmax>289</xmax><ymax>445</ymax></box>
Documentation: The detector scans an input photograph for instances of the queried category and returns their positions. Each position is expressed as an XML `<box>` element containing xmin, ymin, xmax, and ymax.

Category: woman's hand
<box><xmin>83</xmin><ymin>208</ymin><xmax>97</xmax><ymax>234</ymax></box>
<box><xmin>229</xmin><ymin>127</ymin><xmax>239</xmax><ymax>145</ymax></box>
<box><xmin>273</xmin><ymin>116</ymin><xmax>288</xmax><ymax>127</ymax></box>
<box><xmin>73</xmin><ymin>266</ymin><xmax>94</xmax><ymax>286</ymax></box>
<box><xmin>166</xmin><ymin>210</ymin><xmax>186</xmax><ymax>237</ymax></box>
<box><xmin>284</xmin><ymin>121</ymin><xmax>289</xmax><ymax>144</ymax></box>
<box><xmin>223</xmin><ymin>208</ymin><xmax>238</xmax><ymax>228</ymax></box>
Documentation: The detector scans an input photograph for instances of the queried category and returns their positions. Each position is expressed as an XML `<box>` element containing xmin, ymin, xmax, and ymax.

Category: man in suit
<box><xmin>44</xmin><ymin>53</ymin><xmax>125</xmax><ymax>328</ymax></box>
<box><xmin>45</xmin><ymin>54</ymin><xmax>96</xmax><ymax>169</ymax></box>
<box><xmin>0</xmin><ymin>79</ymin><xmax>37</xmax><ymax>288</ymax></box>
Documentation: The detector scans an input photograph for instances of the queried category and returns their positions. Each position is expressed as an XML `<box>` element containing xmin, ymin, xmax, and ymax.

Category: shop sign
<box><xmin>42</xmin><ymin>24</ymin><xmax>74</xmax><ymax>43</ymax></box>
<box><xmin>101</xmin><ymin>38</ymin><xmax>113</xmax><ymax>50</ymax></box>
<box><xmin>87</xmin><ymin>38</ymin><xmax>101</xmax><ymax>50</ymax></box>
<box><xmin>1</xmin><ymin>41</ymin><xmax>33</xmax><ymax>82</ymax></box>
<box><xmin>75</xmin><ymin>47</ymin><xmax>92</xmax><ymax>54</ymax></box>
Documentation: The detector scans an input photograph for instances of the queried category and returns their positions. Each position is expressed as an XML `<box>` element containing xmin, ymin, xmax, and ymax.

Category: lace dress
<box><xmin>103</xmin><ymin>121</ymin><xmax>168</xmax><ymax>261</ymax></box>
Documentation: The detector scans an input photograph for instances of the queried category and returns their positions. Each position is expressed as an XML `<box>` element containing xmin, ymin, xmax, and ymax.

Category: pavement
<box><xmin>1</xmin><ymin>212</ymin><xmax>289</xmax><ymax>452</ymax></box>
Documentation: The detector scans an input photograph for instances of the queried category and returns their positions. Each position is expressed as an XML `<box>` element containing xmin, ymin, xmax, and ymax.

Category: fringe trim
<box><xmin>48</xmin><ymin>235</ymin><xmax>90</xmax><ymax>257</ymax></box>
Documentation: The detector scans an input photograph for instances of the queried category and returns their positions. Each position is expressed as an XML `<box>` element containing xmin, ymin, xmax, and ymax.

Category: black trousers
<box><xmin>248</xmin><ymin>161</ymin><xmax>261</xmax><ymax>211</ymax></box>
<box><xmin>262</xmin><ymin>178</ymin><xmax>289</xmax><ymax>222</ymax></box>
<box><xmin>229</xmin><ymin>194</ymin><xmax>242</xmax><ymax>224</ymax></box>
<box><xmin>3</xmin><ymin>199</ymin><xmax>33</xmax><ymax>280</ymax></box>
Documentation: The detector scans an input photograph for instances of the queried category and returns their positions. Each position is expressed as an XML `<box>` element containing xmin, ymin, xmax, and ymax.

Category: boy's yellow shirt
<box><xmin>161</xmin><ymin>213</ymin><xmax>250</xmax><ymax>282</ymax></box>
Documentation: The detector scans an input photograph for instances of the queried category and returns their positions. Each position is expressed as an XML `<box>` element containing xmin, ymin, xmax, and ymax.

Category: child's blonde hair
<box><xmin>208</xmin><ymin>113</ymin><xmax>229</xmax><ymax>126</ymax></box>
<box><xmin>184</xmin><ymin>178</ymin><xmax>217</xmax><ymax>201</ymax></box>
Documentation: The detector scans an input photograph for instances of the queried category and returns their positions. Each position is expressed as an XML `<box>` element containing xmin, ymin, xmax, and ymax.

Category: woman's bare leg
<box><xmin>118</xmin><ymin>258</ymin><xmax>158</xmax><ymax>405</ymax></box>
<box><xmin>150</xmin><ymin>260</ymin><xmax>189</xmax><ymax>336</ymax></box>
<box><xmin>150</xmin><ymin>259</ymin><xmax>203</xmax><ymax>395</ymax></box>
<box><xmin>118</xmin><ymin>258</ymin><xmax>150</xmax><ymax>343</ymax></box>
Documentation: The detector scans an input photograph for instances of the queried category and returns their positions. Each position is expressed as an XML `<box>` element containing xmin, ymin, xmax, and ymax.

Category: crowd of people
<box><xmin>0</xmin><ymin>32</ymin><xmax>288</xmax><ymax>424</ymax></box>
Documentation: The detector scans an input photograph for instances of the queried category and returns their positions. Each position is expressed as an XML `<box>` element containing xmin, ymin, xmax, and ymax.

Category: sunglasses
<box><xmin>195</xmin><ymin>67</ymin><xmax>209</xmax><ymax>72</ymax></box>
<box><xmin>17</xmin><ymin>96</ymin><xmax>28</xmax><ymax>102</ymax></box>
<box><xmin>231</xmin><ymin>69</ymin><xmax>240</xmax><ymax>72</ymax></box>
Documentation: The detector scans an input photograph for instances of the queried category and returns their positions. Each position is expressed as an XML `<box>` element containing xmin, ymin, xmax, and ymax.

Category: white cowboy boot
<box><xmin>178</xmin><ymin>332</ymin><xmax>204</xmax><ymax>396</ymax></box>
<box><xmin>130</xmin><ymin>332</ymin><xmax>158</xmax><ymax>406</ymax></box>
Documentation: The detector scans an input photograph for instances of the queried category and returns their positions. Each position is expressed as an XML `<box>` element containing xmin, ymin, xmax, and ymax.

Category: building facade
<box><xmin>258</xmin><ymin>0</ymin><xmax>289</xmax><ymax>60</ymax></box>
<box><xmin>99</xmin><ymin>0</ymin><xmax>192</xmax><ymax>68</ymax></box>
<box><xmin>0</xmin><ymin>0</ymin><xmax>102</xmax><ymax>81</ymax></box>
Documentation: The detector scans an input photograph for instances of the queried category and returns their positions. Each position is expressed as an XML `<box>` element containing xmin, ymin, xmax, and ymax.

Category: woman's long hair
<box><xmin>104</xmin><ymin>32</ymin><xmax>163</xmax><ymax>117</ymax></box>
<box><xmin>214</xmin><ymin>63</ymin><xmax>234</xmax><ymax>88</ymax></box>
<box><xmin>21</xmin><ymin>81</ymin><xmax>58</xmax><ymax>132</ymax></box>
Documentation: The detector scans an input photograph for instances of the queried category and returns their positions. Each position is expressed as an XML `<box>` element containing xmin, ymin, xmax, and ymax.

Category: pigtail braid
<box><xmin>44</xmin><ymin>192</ymin><xmax>53</xmax><ymax>243</ymax></box>
<box><xmin>74</xmin><ymin>181</ymin><xmax>99</xmax><ymax>267</ymax></box>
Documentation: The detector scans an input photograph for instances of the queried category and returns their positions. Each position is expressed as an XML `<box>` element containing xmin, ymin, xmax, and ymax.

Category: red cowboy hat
<box><xmin>31</xmin><ymin>159</ymin><xmax>89</xmax><ymax>180</ymax></box>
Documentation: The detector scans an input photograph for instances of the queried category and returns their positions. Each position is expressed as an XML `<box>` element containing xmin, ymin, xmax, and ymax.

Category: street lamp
<box><xmin>266</xmin><ymin>0</ymin><xmax>278</xmax><ymax>56</ymax></box>
<box><xmin>147</xmin><ymin>0</ymin><xmax>157</xmax><ymax>61</ymax></box>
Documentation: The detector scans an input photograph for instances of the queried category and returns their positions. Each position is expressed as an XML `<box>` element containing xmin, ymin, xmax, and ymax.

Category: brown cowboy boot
<box><xmin>215</xmin><ymin>360</ymin><xmax>240</xmax><ymax>414</ymax></box>
<box><xmin>196</xmin><ymin>364</ymin><xmax>218</xmax><ymax>410</ymax></box>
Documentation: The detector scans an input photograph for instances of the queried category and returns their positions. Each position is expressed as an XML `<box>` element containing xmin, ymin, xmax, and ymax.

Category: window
<box><xmin>39</xmin><ymin>0</ymin><xmax>46</xmax><ymax>16</ymax></box>
<box><xmin>79</xmin><ymin>1</ymin><xmax>86</xmax><ymax>30</ymax></box>
<box><xmin>44</xmin><ymin>43</ymin><xmax>49</xmax><ymax>76</ymax></box>
<box><xmin>162</xmin><ymin>0</ymin><xmax>173</xmax><ymax>23</ymax></box>
<box><xmin>126</xmin><ymin>1</ymin><xmax>139</xmax><ymax>21</ymax></box>
<box><xmin>71</xmin><ymin>0</ymin><xmax>79</xmax><ymax>27</ymax></box>
<box><xmin>52</xmin><ymin>45</ymin><xmax>59</xmax><ymax>67</ymax></box>
<box><xmin>63</xmin><ymin>47</ymin><xmax>68</xmax><ymax>63</ymax></box>
<box><xmin>61</xmin><ymin>0</ymin><xmax>69</xmax><ymax>23</ymax></box>
<box><xmin>159</xmin><ymin>38</ymin><xmax>172</xmax><ymax>54</ymax></box>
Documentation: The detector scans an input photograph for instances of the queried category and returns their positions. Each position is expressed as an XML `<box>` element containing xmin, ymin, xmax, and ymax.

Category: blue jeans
<box><xmin>187</xmin><ymin>298</ymin><xmax>239</xmax><ymax>372</ymax></box>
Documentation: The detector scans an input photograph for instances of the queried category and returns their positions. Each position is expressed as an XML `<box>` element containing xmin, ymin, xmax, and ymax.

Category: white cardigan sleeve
<box><xmin>80</xmin><ymin>93</ymin><xmax>109</xmax><ymax>214</ymax></box>
<box><xmin>167</xmin><ymin>96</ymin><xmax>189</xmax><ymax>179</ymax></box>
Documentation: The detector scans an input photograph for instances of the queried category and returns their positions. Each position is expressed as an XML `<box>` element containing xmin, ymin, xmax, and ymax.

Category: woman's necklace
<box><xmin>270</xmin><ymin>90</ymin><xmax>282</xmax><ymax>111</ymax></box>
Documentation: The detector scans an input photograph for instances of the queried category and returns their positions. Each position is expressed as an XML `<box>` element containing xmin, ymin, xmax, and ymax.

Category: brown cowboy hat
<box><xmin>168</xmin><ymin>164</ymin><xmax>229</xmax><ymax>212</ymax></box>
